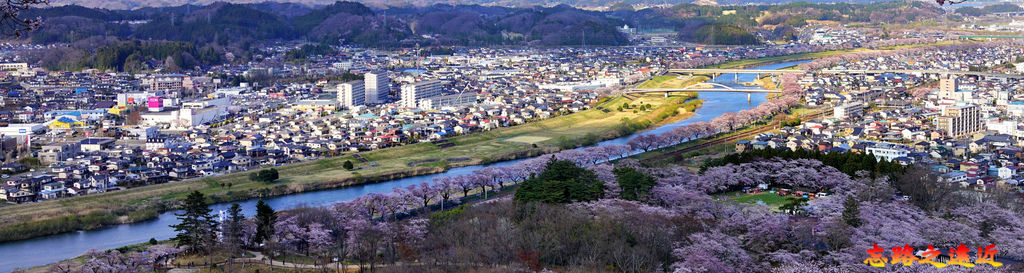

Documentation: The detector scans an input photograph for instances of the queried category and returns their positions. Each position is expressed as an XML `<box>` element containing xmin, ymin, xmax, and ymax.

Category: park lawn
<box><xmin>728</xmin><ymin>192</ymin><xmax>792</xmax><ymax>208</ymax></box>
<box><xmin>0</xmin><ymin>94</ymin><xmax>700</xmax><ymax>236</ymax></box>
<box><xmin>636</xmin><ymin>75</ymin><xmax>675</xmax><ymax>88</ymax></box>
<box><xmin>636</xmin><ymin>75</ymin><xmax>709</xmax><ymax>89</ymax></box>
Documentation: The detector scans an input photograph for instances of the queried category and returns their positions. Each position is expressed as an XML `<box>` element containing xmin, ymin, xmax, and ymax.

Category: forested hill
<box><xmin>24</xmin><ymin>2</ymin><xmax>630</xmax><ymax>47</ymax></box>
<box><xmin>23</xmin><ymin>0</ymin><xmax>945</xmax><ymax>48</ymax></box>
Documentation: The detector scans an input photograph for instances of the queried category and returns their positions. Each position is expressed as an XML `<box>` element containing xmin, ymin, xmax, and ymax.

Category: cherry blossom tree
<box><xmin>628</xmin><ymin>134</ymin><xmax>659</xmax><ymax>152</ymax></box>
<box><xmin>433</xmin><ymin>177</ymin><xmax>458</xmax><ymax>211</ymax></box>
<box><xmin>671</xmin><ymin>231</ymin><xmax>759</xmax><ymax>273</ymax></box>
<box><xmin>407</xmin><ymin>182</ymin><xmax>437</xmax><ymax>213</ymax></box>
<box><xmin>453</xmin><ymin>175</ymin><xmax>475</xmax><ymax>197</ymax></box>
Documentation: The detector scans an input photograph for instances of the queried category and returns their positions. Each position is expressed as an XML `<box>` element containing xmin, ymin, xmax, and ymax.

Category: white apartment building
<box><xmin>833</xmin><ymin>101</ymin><xmax>864</xmax><ymax>119</ymax></box>
<box><xmin>400</xmin><ymin>80</ymin><xmax>443</xmax><ymax>108</ymax></box>
<box><xmin>865</xmin><ymin>142</ymin><xmax>910</xmax><ymax>162</ymax></box>
<box><xmin>419</xmin><ymin>93</ymin><xmax>477</xmax><ymax>110</ymax></box>
<box><xmin>338</xmin><ymin>80</ymin><xmax>365</xmax><ymax>108</ymax></box>
<box><xmin>364</xmin><ymin>72</ymin><xmax>391</xmax><ymax>104</ymax></box>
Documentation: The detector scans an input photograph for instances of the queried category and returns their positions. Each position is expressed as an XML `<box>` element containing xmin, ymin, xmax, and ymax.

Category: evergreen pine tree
<box><xmin>170</xmin><ymin>191</ymin><xmax>219</xmax><ymax>253</ymax></box>
<box><xmin>222</xmin><ymin>203</ymin><xmax>245</xmax><ymax>250</ymax></box>
<box><xmin>514</xmin><ymin>156</ymin><xmax>603</xmax><ymax>204</ymax></box>
<box><xmin>254</xmin><ymin>199</ymin><xmax>277</xmax><ymax>245</ymax></box>
<box><xmin>613</xmin><ymin>167</ymin><xmax>657</xmax><ymax>201</ymax></box>
<box><xmin>842</xmin><ymin>195</ymin><xmax>862</xmax><ymax>228</ymax></box>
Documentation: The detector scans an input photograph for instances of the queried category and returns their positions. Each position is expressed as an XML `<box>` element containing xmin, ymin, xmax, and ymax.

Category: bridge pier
<box><xmin>734</xmin><ymin>73</ymin><xmax>738</xmax><ymax>82</ymax></box>
<box><xmin>665</xmin><ymin>91</ymin><xmax>669</xmax><ymax>97</ymax></box>
<box><xmin>747</xmin><ymin>92</ymin><xmax>751</xmax><ymax>103</ymax></box>
<box><xmin>711</xmin><ymin>73</ymin><xmax>716</xmax><ymax>81</ymax></box>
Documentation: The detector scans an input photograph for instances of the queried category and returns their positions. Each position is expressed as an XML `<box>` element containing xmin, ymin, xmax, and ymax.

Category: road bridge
<box><xmin>667</xmin><ymin>68</ymin><xmax>802</xmax><ymax>82</ymax></box>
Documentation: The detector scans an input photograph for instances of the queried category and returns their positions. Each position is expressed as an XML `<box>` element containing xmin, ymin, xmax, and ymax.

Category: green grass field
<box><xmin>728</xmin><ymin>192</ymin><xmax>792</xmax><ymax>207</ymax></box>
<box><xmin>0</xmin><ymin>94</ymin><xmax>702</xmax><ymax>240</ymax></box>
<box><xmin>636</xmin><ymin>75</ymin><xmax>709</xmax><ymax>89</ymax></box>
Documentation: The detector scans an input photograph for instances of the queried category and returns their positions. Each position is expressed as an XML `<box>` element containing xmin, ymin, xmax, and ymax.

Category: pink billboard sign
<box><xmin>147</xmin><ymin>97</ymin><xmax>162</xmax><ymax>108</ymax></box>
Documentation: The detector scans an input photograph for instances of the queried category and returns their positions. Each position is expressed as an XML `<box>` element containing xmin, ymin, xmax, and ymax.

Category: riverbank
<box><xmin>0</xmin><ymin>93</ymin><xmax>702</xmax><ymax>244</ymax></box>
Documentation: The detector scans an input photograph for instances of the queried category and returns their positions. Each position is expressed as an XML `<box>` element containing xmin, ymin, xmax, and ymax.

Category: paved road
<box><xmin>234</xmin><ymin>251</ymin><xmax>359</xmax><ymax>270</ymax></box>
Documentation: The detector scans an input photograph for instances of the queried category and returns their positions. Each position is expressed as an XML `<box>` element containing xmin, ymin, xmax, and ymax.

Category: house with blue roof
<box><xmin>49</xmin><ymin>116</ymin><xmax>85</xmax><ymax>129</ymax></box>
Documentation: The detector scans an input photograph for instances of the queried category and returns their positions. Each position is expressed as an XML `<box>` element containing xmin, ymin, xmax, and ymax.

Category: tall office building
<box><xmin>936</xmin><ymin>105</ymin><xmax>982</xmax><ymax>138</ymax></box>
<box><xmin>364</xmin><ymin>72</ymin><xmax>391</xmax><ymax>104</ymax></box>
<box><xmin>400</xmin><ymin>80</ymin><xmax>443</xmax><ymax>108</ymax></box>
<box><xmin>338</xmin><ymin>80</ymin><xmax>365</xmax><ymax>108</ymax></box>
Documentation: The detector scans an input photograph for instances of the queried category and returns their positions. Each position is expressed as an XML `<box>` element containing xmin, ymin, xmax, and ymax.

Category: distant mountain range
<box><xmin>22</xmin><ymin>0</ymin><xmax>947</xmax><ymax>49</ymax></box>
<box><xmin>48</xmin><ymin>0</ymin><xmax>910</xmax><ymax>10</ymax></box>
<box><xmin>21</xmin><ymin>0</ymin><xmax>947</xmax><ymax>71</ymax></box>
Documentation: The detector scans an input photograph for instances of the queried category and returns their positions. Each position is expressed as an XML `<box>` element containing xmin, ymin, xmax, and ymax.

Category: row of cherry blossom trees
<box><xmin>863</xmin><ymin>37</ymin><xmax>940</xmax><ymax>49</ymax></box>
<box><xmin>260</xmin><ymin>204</ymin><xmax>430</xmax><ymax>271</ymax></box>
<box><xmin>45</xmin><ymin>245</ymin><xmax>183</xmax><ymax>273</ymax></box>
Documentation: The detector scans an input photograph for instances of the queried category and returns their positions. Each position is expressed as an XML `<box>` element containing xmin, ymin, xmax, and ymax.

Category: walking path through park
<box><xmin>234</xmin><ymin>251</ymin><xmax>361</xmax><ymax>270</ymax></box>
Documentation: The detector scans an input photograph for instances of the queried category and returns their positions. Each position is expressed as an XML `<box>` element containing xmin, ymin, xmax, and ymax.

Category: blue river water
<box><xmin>0</xmin><ymin>60</ymin><xmax>808</xmax><ymax>272</ymax></box>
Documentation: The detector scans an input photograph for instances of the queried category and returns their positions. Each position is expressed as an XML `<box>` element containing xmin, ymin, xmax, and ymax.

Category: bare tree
<box><xmin>893</xmin><ymin>166</ymin><xmax>964</xmax><ymax>212</ymax></box>
<box><xmin>0</xmin><ymin>0</ymin><xmax>48</xmax><ymax>38</ymax></box>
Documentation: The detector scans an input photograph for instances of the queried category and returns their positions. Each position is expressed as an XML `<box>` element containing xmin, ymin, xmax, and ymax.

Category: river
<box><xmin>0</xmin><ymin>60</ymin><xmax>809</xmax><ymax>272</ymax></box>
